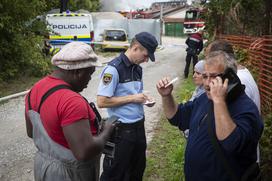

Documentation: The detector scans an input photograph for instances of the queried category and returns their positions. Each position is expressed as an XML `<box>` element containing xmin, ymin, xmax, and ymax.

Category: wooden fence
<box><xmin>218</xmin><ymin>35</ymin><xmax>272</xmax><ymax>115</ymax></box>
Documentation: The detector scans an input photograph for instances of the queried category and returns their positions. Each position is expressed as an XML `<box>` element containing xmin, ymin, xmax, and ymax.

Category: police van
<box><xmin>46</xmin><ymin>11</ymin><xmax>94</xmax><ymax>55</ymax></box>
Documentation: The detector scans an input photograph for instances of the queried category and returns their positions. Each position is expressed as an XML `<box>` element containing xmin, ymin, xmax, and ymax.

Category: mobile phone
<box><xmin>221</xmin><ymin>68</ymin><xmax>244</xmax><ymax>101</ymax></box>
<box><xmin>221</xmin><ymin>68</ymin><xmax>240</xmax><ymax>94</ymax></box>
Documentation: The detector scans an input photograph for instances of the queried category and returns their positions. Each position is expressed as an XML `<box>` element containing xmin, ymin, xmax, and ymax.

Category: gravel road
<box><xmin>0</xmin><ymin>37</ymin><xmax>186</xmax><ymax>181</ymax></box>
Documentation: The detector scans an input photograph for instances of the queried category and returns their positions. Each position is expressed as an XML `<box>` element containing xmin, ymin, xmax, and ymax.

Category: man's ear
<box><xmin>131</xmin><ymin>45</ymin><xmax>137</xmax><ymax>52</ymax></box>
<box><xmin>132</xmin><ymin>43</ymin><xmax>141</xmax><ymax>52</ymax></box>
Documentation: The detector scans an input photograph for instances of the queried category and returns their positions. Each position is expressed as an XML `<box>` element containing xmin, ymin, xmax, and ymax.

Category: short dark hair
<box><xmin>209</xmin><ymin>40</ymin><xmax>235</xmax><ymax>58</ymax></box>
<box><xmin>130</xmin><ymin>38</ymin><xmax>138</xmax><ymax>47</ymax></box>
<box><xmin>130</xmin><ymin>38</ymin><xmax>144</xmax><ymax>50</ymax></box>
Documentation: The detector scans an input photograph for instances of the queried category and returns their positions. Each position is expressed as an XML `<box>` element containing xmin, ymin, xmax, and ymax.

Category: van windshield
<box><xmin>105</xmin><ymin>30</ymin><xmax>126</xmax><ymax>41</ymax></box>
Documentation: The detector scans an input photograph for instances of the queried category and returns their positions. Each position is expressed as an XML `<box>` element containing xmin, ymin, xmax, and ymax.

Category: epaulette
<box><xmin>108</xmin><ymin>57</ymin><xmax>122</xmax><ymax>68</ymax></box>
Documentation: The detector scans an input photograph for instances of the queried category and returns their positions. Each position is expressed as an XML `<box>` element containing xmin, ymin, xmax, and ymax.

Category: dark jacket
<box><xmin>185</xmin><ymin>33</ymin><xmax>203</xmax><ymax>55</ymax></box>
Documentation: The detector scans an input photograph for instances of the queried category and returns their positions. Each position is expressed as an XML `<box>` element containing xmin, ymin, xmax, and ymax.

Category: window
<box><xmin>185</xmin><ymin>11</ymin><xmax>198</xmax><ymax>20</ymax></box>
<box><xmin>105</xmin><ymin>30</ymin><xmax>127</xmax><ymax>41</ymax></box>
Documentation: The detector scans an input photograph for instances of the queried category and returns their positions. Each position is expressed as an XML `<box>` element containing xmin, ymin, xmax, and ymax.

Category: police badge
<box><xmin>103</xmin><ymin>73</ymin><xmax>112</xmax><ymax>85</ymax></box>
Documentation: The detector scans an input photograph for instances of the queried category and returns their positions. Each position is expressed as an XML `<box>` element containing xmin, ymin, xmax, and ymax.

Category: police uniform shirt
<box><xmin>97</xmin><ymin>53</ymin><xmax>144</xmax><ymax>123</ymax></box>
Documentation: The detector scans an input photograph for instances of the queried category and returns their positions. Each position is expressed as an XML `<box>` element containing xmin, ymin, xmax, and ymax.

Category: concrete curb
<box><xmin>0</xmin><ymin>90</ymin><xmax>29</xmax><ymax>103</ymax></box>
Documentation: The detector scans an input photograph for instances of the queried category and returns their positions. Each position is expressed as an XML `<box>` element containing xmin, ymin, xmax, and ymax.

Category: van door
<box><xmin>68</xmin><ymin>15</ymin><xmax>92</xmax><ymax>42</ymax></box>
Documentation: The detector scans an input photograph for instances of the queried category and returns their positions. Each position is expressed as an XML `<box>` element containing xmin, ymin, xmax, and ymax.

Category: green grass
<box><xmin>144</xmin><ymin>116</ymin><xmax>186</xmax><ymax>181</ymax></box>
<box><xmin>0</xmin><ymin>76</ymin><xmax>41</xmax><ymax>97</ymax></box>
<box><xmin>176</xmin><ymin>77</ymin><xmax>195</xmax><ymax>104</ymax></box>
<box><xmin>144</xmin><ymin>76</ymin><xmax>195</xmax><ymax>181</ymax></box>
<box><xmin>260</xmin><ymin>113</ymin><xmax>272</xmax><ymax>180</ymax></box>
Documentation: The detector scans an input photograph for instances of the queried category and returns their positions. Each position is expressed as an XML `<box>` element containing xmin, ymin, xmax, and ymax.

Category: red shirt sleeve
<box><xmin>58</xmin><ymin>94</ymin><xmax>95</xmax><ymax>127</ymax></box>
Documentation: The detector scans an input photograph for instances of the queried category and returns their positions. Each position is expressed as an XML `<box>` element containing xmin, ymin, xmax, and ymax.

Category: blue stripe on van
<box><xmin>49</xmin><ymin>39</ymin><xmax>92</xmax><ymax>45</ymax></box>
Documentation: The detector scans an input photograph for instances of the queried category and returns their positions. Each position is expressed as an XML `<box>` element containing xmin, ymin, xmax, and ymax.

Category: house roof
<box><xmin>163</xmin><ymin>8</ymin><xmax>188</xmax><ymax>23</ymax></box>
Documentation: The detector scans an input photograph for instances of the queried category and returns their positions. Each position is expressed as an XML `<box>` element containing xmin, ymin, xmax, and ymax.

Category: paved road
<box><xmin>0</xmin><ymin>37</ymin><xmax>187</xmax><ymax>181</ymax></box>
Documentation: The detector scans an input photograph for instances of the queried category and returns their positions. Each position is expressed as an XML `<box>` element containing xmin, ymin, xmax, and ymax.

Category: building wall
<box><xmin>164</xmin><ymin>22</ymin><xmax>185</xmax><ymax>37</ymax></box>
<box><xmin>163</xmin><ymin>8</ymin><xmax>187</xmax><ymax>37</ymax></box>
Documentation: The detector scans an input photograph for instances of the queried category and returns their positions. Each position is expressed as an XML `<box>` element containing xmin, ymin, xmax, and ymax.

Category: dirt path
<box><xmin>0</xmin><ymin>37</ymin><xmax>186</xmax><ymax>181</ymax></box>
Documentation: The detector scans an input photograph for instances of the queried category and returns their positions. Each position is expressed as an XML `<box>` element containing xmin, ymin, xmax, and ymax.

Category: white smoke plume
<box><xmin>100</xmin><ymin>0</ymin><xmax>169</xmax><ymax>11</ymax></box>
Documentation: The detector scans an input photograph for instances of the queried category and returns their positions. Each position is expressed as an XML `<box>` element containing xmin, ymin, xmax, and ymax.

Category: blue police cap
<box><xmin>135</xmin><ymin>32</ymin><xmax>158</xmax><ymax>62</ymax></box>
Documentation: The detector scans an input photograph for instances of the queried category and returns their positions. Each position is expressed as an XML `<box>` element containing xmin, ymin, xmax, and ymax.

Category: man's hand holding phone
<box><xmin>209</xmin><ymin>76</ymin><xmax>229</xmax><ymax>103</ymax></box>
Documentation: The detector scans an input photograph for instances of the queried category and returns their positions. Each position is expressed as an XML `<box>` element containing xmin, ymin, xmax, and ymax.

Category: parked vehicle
<box><xmin>183</xmin><ymin>8</ymin><xmax>206</xmax><ymax>34</ymax></box>
<box><xmin>101</xmin><ymin>29</ymin><xmax>129</xmax><ymax>51</ymax></box>
<box><xmin>46</xmin><ymin>11</ymin><xmax>94</xmax><ymax>55</ymax></box>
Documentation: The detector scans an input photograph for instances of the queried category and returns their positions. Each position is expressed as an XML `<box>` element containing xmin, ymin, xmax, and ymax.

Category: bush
<box><xmin>260</xmin><ymin>113</ymin><xmax>272</xmax><ymax>181</ymax></box>
<box><xmin>233</xmin><ymin>46</ymin><xmax>248</xmax><ymax>64</ymax></box>
<box><xmin>17</xmin><ymin>35</ymin><xmax>51</xmax><ymax>76</ymax></box>
<box><xmin>0</xmin><ymin>34</ymin><xmax>51</xmax><ymax>83</ymax></box>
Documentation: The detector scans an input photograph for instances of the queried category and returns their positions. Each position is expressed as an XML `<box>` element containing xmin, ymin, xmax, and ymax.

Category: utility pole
<box><xmin>160</xmin><ymin>5</ymin><xmax>163</xmax><ymax>45</ymax></box>
<box><xmin>60</xmin><ymin>0</ymin><xmax>68</xmax><ymax>13</ymax></box>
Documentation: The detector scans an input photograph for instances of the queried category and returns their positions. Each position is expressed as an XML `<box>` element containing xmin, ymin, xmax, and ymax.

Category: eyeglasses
<box><xmin>202</xmin><ymin>73</ymin><xmax>223</xmax><ymax>80</ymax></box>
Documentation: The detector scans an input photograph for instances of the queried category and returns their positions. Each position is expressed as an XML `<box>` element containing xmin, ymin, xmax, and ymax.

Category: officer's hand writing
<box><xmin>156</xmin><ymin>77</ymin><xmax>173</xmax><ymax>97</ymax></box>
<box><xmin>142</xmin><ymin>91</ymin><xmax>156</xmax><ymax>107</ymax></box>
<box><xmin>143</xmin><ymin>98</ymin><xmax>156</xmax><ymax>107</ymax></box>
<box><xmin>209</xmin><ymin>77</ymin><xmax>228</xmax><ymax>103</ymax></box>
<box><xmin>131</xmin><ymin>93</ymin><xmax>148</xmax><ymax>103</ymax></box>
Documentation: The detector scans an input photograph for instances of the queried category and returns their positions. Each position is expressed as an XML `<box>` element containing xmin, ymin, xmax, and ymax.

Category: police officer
<box><xmin>184</xmin><ymin>31</ymin><xmax>203</xmax><ymax>78</ymax></box>
<box><xmin>97</xmin><ymin>32</ymin><xmax>158</xmax><ymax>181</ymax></box>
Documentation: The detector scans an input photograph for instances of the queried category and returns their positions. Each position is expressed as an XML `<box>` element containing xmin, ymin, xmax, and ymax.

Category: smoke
<box><xmin>100</xmin><ymin>0</ymin><xmax>168</xmax><ymax>11</ymax></box>
<box><xmin>187</xmin><ymin>0</ymin><xmax>192</xmax><ymax>5</ymax></box>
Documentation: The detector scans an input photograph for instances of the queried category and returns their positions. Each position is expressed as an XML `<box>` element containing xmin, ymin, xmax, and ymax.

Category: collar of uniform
<box><xmin>120</xmin><ymin>52</ymin><xmax>133</xmax><ymax>67</ymax></box>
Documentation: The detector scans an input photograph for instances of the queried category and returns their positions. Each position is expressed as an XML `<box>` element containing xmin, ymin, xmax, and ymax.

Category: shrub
<box><xmin>0</xmin><ymin>34</ymin><xmax>51</xmax><ymax>83</ymax></box>
<box><xmin>260</xmin><ymin>113</ymin><xmax>272</xmax><ymax>180</ymax></box>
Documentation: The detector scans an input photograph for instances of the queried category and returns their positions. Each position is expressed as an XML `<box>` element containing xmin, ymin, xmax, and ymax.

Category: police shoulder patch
<box><xmin>103</xmin><ymin>73</ymin><xmax>113</xmax><ymax>85</ymax></box>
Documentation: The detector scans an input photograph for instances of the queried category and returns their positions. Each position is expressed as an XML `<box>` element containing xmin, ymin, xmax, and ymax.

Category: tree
<box><xmin>0</xmin><ymin>0</ymin><xmax>50</xmax><ymax>81</ymax></box>
<box><xmin>263</xmin><ymin>0</ymin><xmax>272</xmax><ymax>35</ymax></box>
<box><xmin>0</xmin><ymin>0</ymin><xmax>101</xmax><ymax>82</ymax></box>
<box><xmin>67</xmin><ymin>0</ymin><xmax>100</xmax><ymax>12</ymax></box>
<box><xmin>203</xmin><ymin>0</ymin><xmax>231</xmax><ymax>38</ymax></box>
<box><xmin>204</xmin><ymin>0</ymin><xmax>271</xmax><ymax>36</ymax></box>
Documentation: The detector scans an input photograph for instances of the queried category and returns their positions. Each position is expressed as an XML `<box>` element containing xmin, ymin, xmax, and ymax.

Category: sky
<box><xmin>100</xmin><ymin>0</ymin><xmax>181</xmax><ymax>11</ymax></box>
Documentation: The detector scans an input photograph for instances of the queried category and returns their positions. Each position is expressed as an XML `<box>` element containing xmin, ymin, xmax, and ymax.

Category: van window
<box><xmin>105</xmin><ymin>30</ymin><xmax>126</xmax><ymax>41</ymax></box>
